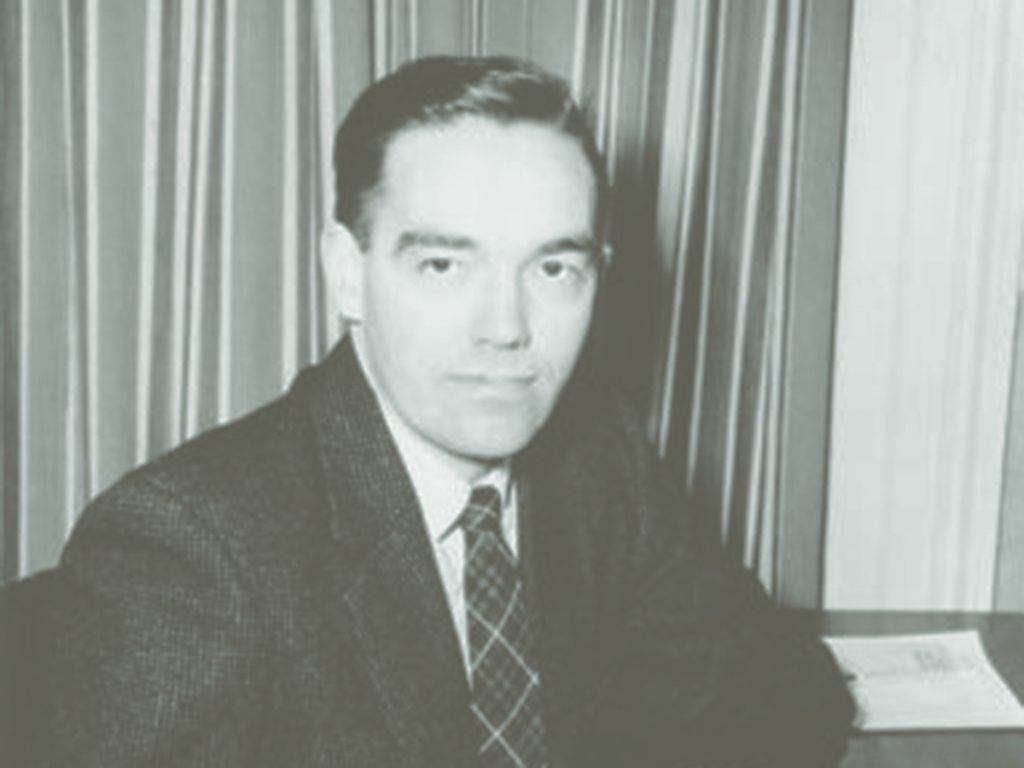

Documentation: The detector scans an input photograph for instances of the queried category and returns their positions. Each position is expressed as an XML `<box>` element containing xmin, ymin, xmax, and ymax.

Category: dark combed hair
<box><xmin>332</xmin><ymin>56</ymin><xmax>607</xmax><ymax>246</ymax></box>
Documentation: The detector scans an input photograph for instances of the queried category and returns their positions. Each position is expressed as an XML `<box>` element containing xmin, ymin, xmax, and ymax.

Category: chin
<box><xmin>429</xmin><ymin>403</ymin><xmax>556</xmax><ymax>464</ymax></box>
<box><xmin>448</xmin><ymin>428</ymin><xmax>539</xmax><ymax>464</ymax></box>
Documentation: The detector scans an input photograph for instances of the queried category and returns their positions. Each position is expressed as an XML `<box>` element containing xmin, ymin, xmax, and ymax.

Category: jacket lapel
<box><xmin>302</xmin><ymin>339</ymin><xmax>476</xmax><ymax>767</ymax></box>
<box><xmin>517</xmin><ymin>436</ymin><xmax>617</xmax><ymax>768</ymax></box>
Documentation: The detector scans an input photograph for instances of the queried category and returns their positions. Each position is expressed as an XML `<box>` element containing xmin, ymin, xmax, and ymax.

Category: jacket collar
<box><xmin>299</xmin><ymin>337</ymin><xmax>478</xmax><ymax>767</ymax></box>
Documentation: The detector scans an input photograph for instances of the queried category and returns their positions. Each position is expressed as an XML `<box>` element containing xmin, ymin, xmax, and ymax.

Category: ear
<box><xmin>320</xmin><ymin>221</ymin><xmax>365</xmax><ymax>323</ymax></box>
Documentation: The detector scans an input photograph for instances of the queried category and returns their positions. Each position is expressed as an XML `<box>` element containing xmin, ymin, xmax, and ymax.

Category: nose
<box><xmin>474</xmin><ymin>271</ymin><xmax>531</xmax><ymax>349</ymax></box>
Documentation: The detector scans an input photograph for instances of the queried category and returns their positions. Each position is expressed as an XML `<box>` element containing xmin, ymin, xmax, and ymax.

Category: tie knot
<box><xmin>460</xmin><ymin>484</ymin><xmax>503</xmax><ymax>537</ymax></box>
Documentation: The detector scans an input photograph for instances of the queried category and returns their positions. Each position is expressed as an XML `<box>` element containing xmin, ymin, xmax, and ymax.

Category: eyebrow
<box><xmin>394</xmin><ymin>230</ymin><xmax>479</xmax><ymax>256</ymax></box>
<box><xmin>536</xmin><ymin>235</ymin><xmax>601</xmax><ymax>260</ymax></box>
<box><xmin>393</xmin><ymin>229</ymin><xmax>601</xmax><ymax>260</ymax></box>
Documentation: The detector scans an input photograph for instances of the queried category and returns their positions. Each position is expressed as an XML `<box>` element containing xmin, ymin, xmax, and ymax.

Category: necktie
<box><xmin>460</xmin><ymin>485</ymin><xmax>547</xmax><ymax>767</ymax></box>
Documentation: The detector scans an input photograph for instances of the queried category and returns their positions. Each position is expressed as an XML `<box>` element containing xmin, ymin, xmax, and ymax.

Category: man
<box><xmin>15</xmin><ymin>56</ymin><xmax>852</xmax><ymax>766</ymax></box>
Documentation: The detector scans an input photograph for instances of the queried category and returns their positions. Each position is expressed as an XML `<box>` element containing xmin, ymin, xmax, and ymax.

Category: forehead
<box><xmin>369</xmin><ymin>118</ymin><xmax>596</xmax><ymax>245</ymax></box>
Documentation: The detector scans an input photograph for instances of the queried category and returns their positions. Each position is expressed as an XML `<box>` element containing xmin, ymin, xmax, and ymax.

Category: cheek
<box><xmin>366</xmin><ymin>290</ymin><xmax>459</xmax><ymax>376</ymax></box>
<box><xmin>366</xmin><ymin>279</ymin><xmax>433</xmax><ymax>340</ymax></box>
<box><xmin>536</xmin><ymin>298</ymin><xmax>594</xmax><ymax>355</ymax></box>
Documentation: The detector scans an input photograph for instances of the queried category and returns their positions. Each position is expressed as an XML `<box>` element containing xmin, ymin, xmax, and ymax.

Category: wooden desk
<box><xmin>808</xmin><ymin>612</ymin><xmax>1024</xmax><ymax>768</ymax></box>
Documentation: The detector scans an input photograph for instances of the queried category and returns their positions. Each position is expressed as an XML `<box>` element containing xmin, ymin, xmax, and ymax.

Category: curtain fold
<box><xmin>3</xmin><ymin>0</ymin><xmax>842</xmax><ymax>604</ymax></box>
<box><xmin>649</xmin><ymin>0</ymin><xmax>816</xmax><ymax>591</ymax></box>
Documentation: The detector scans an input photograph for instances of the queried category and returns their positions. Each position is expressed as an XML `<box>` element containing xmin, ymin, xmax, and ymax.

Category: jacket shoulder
<box><xmin>68</xmin><ymin>367</ymin><xmax>331</xmax><ymax>573</ymax></box>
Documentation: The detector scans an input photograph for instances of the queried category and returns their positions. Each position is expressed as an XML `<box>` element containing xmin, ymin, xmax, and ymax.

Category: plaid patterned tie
<box><xmin>460</xmin><ymin>485</ymin><xmax>547</xmax><ymax>768</ymax></box>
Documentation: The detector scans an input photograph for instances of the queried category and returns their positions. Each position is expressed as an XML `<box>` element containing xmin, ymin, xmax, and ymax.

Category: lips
<box><xmin>448</xmin><ymin>372</ymin><xmax>538</xmax><ymax>385</ymax></box>
<box><xmin>446</xmin><ymin>372</ymin><xmax>539</xmax><ymax>399</ymax></box>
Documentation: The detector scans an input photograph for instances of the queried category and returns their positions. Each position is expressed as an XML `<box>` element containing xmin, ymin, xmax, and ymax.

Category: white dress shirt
<box><xmin>351</xmin><ymin>337</ymin><xmax>519</xmax><ymax>678</ymax></box>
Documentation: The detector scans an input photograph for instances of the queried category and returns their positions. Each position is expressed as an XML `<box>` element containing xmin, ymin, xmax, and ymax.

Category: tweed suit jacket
<box><xmin>24</xmin><ymin>338</ymin><xmax>852</xmax><ymax>767</ymax></box>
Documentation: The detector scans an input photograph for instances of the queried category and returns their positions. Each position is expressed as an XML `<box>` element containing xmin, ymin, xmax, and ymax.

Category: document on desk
<box><xmin>823</xmin><ymin>630</ymin><xmax>1024</xmax><ymax>731</ymax></box>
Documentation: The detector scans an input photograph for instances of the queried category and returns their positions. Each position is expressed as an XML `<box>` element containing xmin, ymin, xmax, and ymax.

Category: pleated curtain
<box><xmin>1</xmin><ymin>0</ymin><xmax>850</xmax><ymax>606</ymax></box>
<box><xmin>826</xmin><ymin>0</ymin><xmax>1024</xmax><ymax>610</ymax></box>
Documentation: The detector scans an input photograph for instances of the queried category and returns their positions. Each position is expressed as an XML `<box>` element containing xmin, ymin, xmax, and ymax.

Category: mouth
<box><xmin>447</xmin><ymin>372</ymin><xmax>539</xmax><ymax>391</ymax></box>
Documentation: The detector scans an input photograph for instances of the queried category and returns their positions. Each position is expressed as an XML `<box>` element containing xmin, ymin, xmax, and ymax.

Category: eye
<box><xmin>537</xmin><ymin>254</ymin><xmax>590</xmax><ymax>283</ymax></box>
<box><xmin>407</xmin><ymin>247</ymin><xmax>474</xmax><ymax>284</ymax></box>
<box><xmin>420</xmin><ymin>256</ymin><xmax>456</xmax><ymax>275</ymax></box>
<box><xmin>540</xmin><ymin>259</ymin><xmax>568</xmax><ymax>279</ymax></box>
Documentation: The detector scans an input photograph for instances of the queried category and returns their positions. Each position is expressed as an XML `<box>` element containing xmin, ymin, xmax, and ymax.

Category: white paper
<box><xmin>823</xmin><ymin>630</ymin><xmax>1024</xmax><ymax>731</ymax></box>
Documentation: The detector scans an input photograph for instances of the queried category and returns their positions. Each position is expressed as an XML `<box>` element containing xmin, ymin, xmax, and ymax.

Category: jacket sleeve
<box><xmin>589</xmin><ymin>405</ymin><xmax>856</xmax><ymax>768</ymax></box>
<box><xmin>25</xmin><ymin>470</ymin><xmax>267</xmax><ymax>768</ymax></box>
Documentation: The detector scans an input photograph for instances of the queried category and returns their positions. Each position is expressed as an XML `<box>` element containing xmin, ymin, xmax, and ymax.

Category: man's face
<box><xmin>339</xmin><ymin>117</ymin><xmax>599</xmax><ymax>478</ymax></box>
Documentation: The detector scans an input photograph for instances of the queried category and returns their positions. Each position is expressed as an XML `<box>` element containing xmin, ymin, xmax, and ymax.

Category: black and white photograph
<box><xmin>2</xmin><ymin>1</ymin><xmax>1023</xmax><ymax>766</ymax></box>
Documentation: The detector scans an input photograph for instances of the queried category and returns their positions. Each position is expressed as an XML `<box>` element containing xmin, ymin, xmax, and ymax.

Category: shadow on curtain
<box><xmin>1</xmin><ymin>0</ymin><xmax>851</xmax><ymax>606</ymax></box>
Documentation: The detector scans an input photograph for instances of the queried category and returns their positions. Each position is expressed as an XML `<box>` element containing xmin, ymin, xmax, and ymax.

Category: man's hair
<box><xmin>332</xmin><ymin>56</ymin><xmax>607</xmax><ymax>247</ymax></box>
